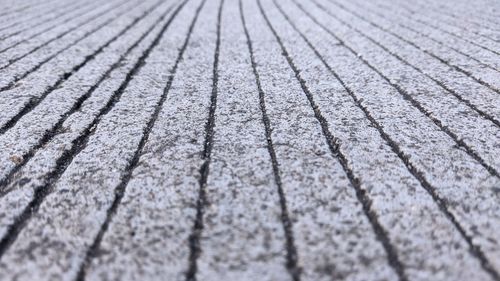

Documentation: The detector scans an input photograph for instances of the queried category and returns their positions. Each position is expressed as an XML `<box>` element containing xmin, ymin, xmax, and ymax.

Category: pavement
<box><xmin>0</xmin><ymin>0</ymin><xmax>499</xmax><ymax>280</ymax></box>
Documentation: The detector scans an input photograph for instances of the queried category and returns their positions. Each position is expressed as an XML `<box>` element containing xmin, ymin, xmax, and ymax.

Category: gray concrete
<box><xmin>0</xmin><ymin>0</ymin><xmax>499</xmax><ymax>280</ymax></box>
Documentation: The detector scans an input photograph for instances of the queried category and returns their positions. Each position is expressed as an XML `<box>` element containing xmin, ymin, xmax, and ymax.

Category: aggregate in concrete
<box><xmin>0</xmin><ymin>0</ymin><xmax>499</xmax><ymax>280</ymax></box>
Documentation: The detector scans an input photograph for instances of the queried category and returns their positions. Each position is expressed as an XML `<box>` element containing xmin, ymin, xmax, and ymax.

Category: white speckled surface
<box><xmin>0</xmin><ymin>0</ymin><xmax>499</xmax><ymax>280</ymax></box>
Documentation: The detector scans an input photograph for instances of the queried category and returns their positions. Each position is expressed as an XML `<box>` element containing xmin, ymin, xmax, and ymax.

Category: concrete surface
<box><xmin>0</xmin><ymin>0</ymin><xmax>498</xmax><ymax>280</ymax></box>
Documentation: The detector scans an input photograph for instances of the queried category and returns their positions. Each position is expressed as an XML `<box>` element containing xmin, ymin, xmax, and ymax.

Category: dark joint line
<box><xmin>239</xmin><ymin>0</ymin><xmax>301</xmax><ymax>280</ymax></box>
<box><xmin>186</xmin><ymin>0</ymin><xmax>224</xmax><ymax>280</ymax></box>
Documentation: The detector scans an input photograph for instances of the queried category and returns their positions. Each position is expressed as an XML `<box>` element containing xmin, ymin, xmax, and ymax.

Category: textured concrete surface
<box><xmin>0</xmin><ymin>0</ymin><xmax>498</xmax><ymax>280</ymax></box>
